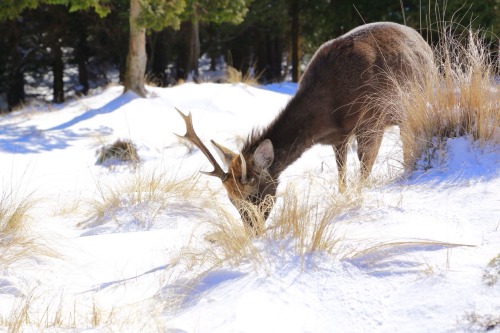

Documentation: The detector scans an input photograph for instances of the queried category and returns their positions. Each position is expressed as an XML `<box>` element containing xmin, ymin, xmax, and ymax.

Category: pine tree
<box><xmin>176</xmin><ymin>0</ymin><xmax>251</xmax><ymax>81</ymax></box>
<box><xmin>0</xmin><ymin>0</ymin><xmax>109</xmax><ymax>107</ymax></box>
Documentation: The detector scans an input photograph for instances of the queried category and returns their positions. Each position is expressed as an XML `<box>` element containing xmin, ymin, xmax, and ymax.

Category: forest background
<box><xmin>0</xmin><ymin>0</ymin><xmax>498</xmax><ymax>112</ymax></box>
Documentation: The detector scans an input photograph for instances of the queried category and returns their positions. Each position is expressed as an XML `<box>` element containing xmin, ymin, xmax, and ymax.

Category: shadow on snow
<box><xmin>82</xmin><ymin>264</ymin><xmax>169</xmax><ymax>294</ymax></box>
<box><xmin>0</xmin><ymin>92</ymin><xmax>137</xmax><ymax>154</ymax></box>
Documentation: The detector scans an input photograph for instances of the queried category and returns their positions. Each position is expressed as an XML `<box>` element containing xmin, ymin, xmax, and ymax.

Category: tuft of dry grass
<box><xmin>267</xmin><ymin>183</ymin><xmax>351</xmax><ymax>258</ymax></box>
<box><xmin>96</xmin><ymin>139</ymin><xmax>140</xmax><ymax>167</ymax></box>
<box><xmin>0</xmin><ymin>188</ymin><xmax>37</xmax><ymax>268</ymax></box>
<box><xmin>225</xmin><ymin>65</ymin><xmax>262</xmax><ymax>86</ymax></box>
<box><xmin>483</xmin><ymin>253</ymin><xmax>500</xmax><ymax>286</ymax></box>
<box><xmin>183</xmin><ymin>178</ymin><xmax>360</xmax><ymax>271</ymax></box>
<box><xmin>463</xmin><ymin>311</ymin><xmax>500</xmax><ymax>332</ymax></box>
<box><xmin>3</xmin><ymin>289</ymin><xmax>163</xmax><ymax>332</ymax></box>
<box><xmin>81</xmin><ymin>169</ymin><xmax>201</xmax><ymax>229</ymax></box>
<box><xmin>200</xmin><ymin>200</ymin><xmax>264</xmax><ymax>267</ymax></box>
<box><xmin>397</xmin><ymin>25</ymin><xmax>500</xmax><ymax>172</ymax></box>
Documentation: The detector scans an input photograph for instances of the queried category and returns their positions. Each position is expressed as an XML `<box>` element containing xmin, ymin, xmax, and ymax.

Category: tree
<box><xmin>123</xmin><ymin>0</ymin><xmax>185</xmax><ymax>96</ymax></box>
<box><xmin>0</xmin><ymin>19</ymin><xmax>26</xmax><ymax>110</ymax></box>
<box><xmin>223</xmin><ymin>0</ymin><xmax>288</xmax><ymax>82</ymax></box>
<box><xmin>289</xmin><ymin>0</ymin><xmax>300</xmax><ymax>82</ymax></box>
<box><xmin>175</xmin><ymin>0</ymin><xmax>252</xmax><ymax>81</ymax></box>
<box><xmin>0</xmin><ymin>0</ymin><xmax>110</xmax><ymax>107</ymax></box>
<box><xmin>124</xmin><ymin>0</ymin><xmax>148</xmax><ymax>96</ymax></box>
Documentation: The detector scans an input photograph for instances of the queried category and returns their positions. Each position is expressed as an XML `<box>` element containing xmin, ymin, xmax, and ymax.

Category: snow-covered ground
<box><xmin>0</xmin><ymin>82</ymin><xmax>499</xmax><ymax>332</ymax></box>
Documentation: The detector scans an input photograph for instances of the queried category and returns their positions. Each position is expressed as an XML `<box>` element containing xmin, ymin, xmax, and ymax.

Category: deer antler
<box><xmin>239</xmin><ymin>153</ymin><xmax>248</xmax><ymax>184</ymax></box>
<box><xmin>175</xmin><ymin>108</ymin><xmax>228</xmax><ymax>182</ymax></box>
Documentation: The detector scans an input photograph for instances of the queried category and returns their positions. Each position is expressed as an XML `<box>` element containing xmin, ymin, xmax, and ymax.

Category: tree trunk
<box><xmin>268</xmin><ymin>37</ymin><xmax>283</xmax><ymax>81</ymax></box>
<box><xmin>188</xmin><ymin>16</ymin><xmax>200</xmax><ymax>81</ymax></box>
<box><xmin>290</xmin><ymin>0</ymin><xmax>301</xmax><ymax>82</ymax></box>
<box><xmin>176</xmin><ymin>17</ymin><xmax>200</xmax><ymax>82</ymax></box>
<box><xmin>254</xmin><ymin>31</ymin><xmax>282</xmax><ymax>83</ymax></box>
<box><xmin>6</xmin><ymin>21</ymin><xmax>25</xmax><ymax>111</ymax></box>
<box><xmin>53</xmin><ymin>43</ymin><xmax>65</xmax><ymax>103</ymax></box>
<box><xmin>7</xmin><ymin>69</ymin><xmax>25</xmax><ymax>111</ymax></box>
<box><xmin>124</xmin><ymin>0</ymin><xmax>147</xmax><ymax>97</ymax></box>
<box><xmin>228</xmin><ymin>30</ymin><xmax>251</xmax><ymax>75</ymax></box>
<box><xmin>77</xmin><ymin>58</ymin><xmax>89</xmax><ymax>96</ymax></box>
<box><xmin>148</xmin><ymin>30</ymin><xmax>171</xmax><ymax>87</ymax></box>
<box><xmin>75</xmin><ymin>25</ymin><xmax>90</xmax><ymax>95</ymax></box>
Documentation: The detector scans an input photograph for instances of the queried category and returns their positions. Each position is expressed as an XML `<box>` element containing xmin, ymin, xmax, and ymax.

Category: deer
<box><xmin>176</xmin><ymin>22</ymin><xmax>434</xmax><ymax>234</ymax></box>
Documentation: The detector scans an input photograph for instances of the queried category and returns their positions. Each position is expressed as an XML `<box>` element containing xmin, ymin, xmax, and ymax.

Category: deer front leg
<box><xmin>356</xmin><ymin>128</ymin><xmax>384</xmax><ymax>184</ymax></box>
<box><xmin>333</xmin><ymin>142</ymin><xmax>348</xmax><ymax>193</ymax></box>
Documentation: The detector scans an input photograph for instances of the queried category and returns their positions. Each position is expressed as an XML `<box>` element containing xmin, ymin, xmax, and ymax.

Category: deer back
<box><xmin>303</xmin><ymin>22</ymin><xmax>433</xmax><ymax>136</ymax></box>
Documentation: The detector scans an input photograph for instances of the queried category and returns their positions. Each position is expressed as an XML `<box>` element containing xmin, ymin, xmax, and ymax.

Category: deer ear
<box><xmin>253</xmin><ymin>139</ymin><xmax>274</xmax><ymax>171</ymax></box>
<box><xmin>211</xmin><ymin>140</ymin><xmax>236</xmax><ymax>168</ymax></box>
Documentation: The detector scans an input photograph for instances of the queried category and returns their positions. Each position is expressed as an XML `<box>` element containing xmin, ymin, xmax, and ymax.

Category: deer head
<box><xmin>175</xmin><ymin>109</ymin><xmax>276</xmax><ymax>232</ymax></box>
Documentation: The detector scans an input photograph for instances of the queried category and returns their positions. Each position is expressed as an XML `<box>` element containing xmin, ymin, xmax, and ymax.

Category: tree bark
<box><xmin>254</xmin><ymin>31</ymin><xmax>283</xmax><ymax>83</ymax></box>
<box><xmin>188</xmin><ymin>16</ymin><xmax>200</xmax><ymax>80</ymax></box>
<box><xmin>290</xmin><ymin>0</ymin><xmax>301</xmax><ymax>82</ymax></box>
<box><xmin>228</xmin><ymin>30</ymin><xmax>251</xmax><ymax>75</ymax></box>
<box><xmin>148</xmin><ymin>30</ymin><xmax>173</xmax><ymax>87</ymax></box>
<box><xmin>75</xmin><ymin>24</ymin><xmax>90</xmax><ymax>95</ymax></box>
<box><xmin>7</xmin><ymin>69</ymin><xmax>25</xmax><ymax>111</ymax></box>
<box><xmin>77</xmin><ymin>57</ymin><xmax>89</xmax><ymax>95</ymax></box>
<box><xmin>52</xmin><ymin>43</ymin><xmax>65</xmax><ymax>103</ymax></box>
<box><xmin>124</xmin><ymin>0</ymin><xmax>147</xmax><ymax>97</ymax></box>
<box><xmin>176</xmin><ymin>17</ymin><xmax>200</xmax><ymax>82</ymax></box>
<box><xmin>6</xmin><ymin>21</ymin><xmax>25</xmax><ymax>111</ymax></box>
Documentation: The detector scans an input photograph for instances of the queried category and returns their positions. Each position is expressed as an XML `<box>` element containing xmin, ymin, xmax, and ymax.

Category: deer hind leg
<box><xmin>356</xmin><ymin>127</ymin><xmax>384</xmax><ymax>185</ymax></box>
<box><xmin>333</xmin><ymin>142</ymin><xmax>348</xmax><ymax>193</ymax></box>
<box><xmin>402</xmin><ymin>136</ymin><xmax>414</xmax><ymax>173</ymax></box>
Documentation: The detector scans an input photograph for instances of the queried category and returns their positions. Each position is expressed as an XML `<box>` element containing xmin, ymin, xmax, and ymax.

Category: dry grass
<box><xmin>267</xmin><ymin>183</ymin><xmax>352</xmax><ymax>258</ymax></box>
<box><xmin>225</xmin><ymin>65</ymin><xmax>262</xmax><ymax>86</ymax></box>
<box><xmin>3</xmin><ymin>289</ymin><xmax>162</xmax><ymax>332</ymax></box>
<box><xmin>463</xmin><ymin>311</ymin><xmax>500</xmax><ymax>332</ymax></box>
<box><xmin>0</xmin><ymin>188</ymin><xmax>37</xmax><ymax>268</ymax></box>
<box><xmin>182</xmin><ymin>178</ymin><xmax>361</xmax><ymax>272</ymax></box>
<box><xmin>397</xmin><ymin>25</ymin><xmax>500</xmax><ymax>172</ymax></box>
<box><xmin>96</xmin><ymin>139</ymin><xmax>140</xmax><ymax>167</ymax></box>
<box><xmin>81</xmin><ymin>169</ymin><xmax>201</xmax><ymax>229</ymax></box>
<box><xmin>200</xmin><ymin>201</ymin><xmax>264</xmax><ymax>267</ymax></box>
<box><xmin>159</xmin><ymin>179</ymin><xmax>359</xmax><ymax>312</ymax></box>
<box><xmin>483</xmin><ymin>253</ymin><xmax>500</xmax><ymax>286</ymax></box>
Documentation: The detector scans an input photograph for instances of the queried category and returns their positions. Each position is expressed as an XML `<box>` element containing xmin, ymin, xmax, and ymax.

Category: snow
<box><xmin>0</xmin><ymin>82</ymin><xmax>499</xmax><ymax>332</ymax></box>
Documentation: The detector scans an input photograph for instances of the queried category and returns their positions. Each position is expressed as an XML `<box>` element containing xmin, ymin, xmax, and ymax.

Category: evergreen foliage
<box><xmin>0</xmin><ymin>0</ymin><xmax>499</xmax><ymax>110</ymax></box>
<box><xmin>137</xmin><ymin>0</ymin><xmax>185</xmax><ymax>31</ymax></box>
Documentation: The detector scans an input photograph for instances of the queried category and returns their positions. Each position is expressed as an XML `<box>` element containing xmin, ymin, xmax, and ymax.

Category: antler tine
<box><xmin>239</xmin><ymin>153</ymin><xmax>248</xmax><ymax>184</ymax></box>
<box><xmin>175</xmin><ymin>108</ymin><xmax>228</xmax><ymax>182</ymax></box>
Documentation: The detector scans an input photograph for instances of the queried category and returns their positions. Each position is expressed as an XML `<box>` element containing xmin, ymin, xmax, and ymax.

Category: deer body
<box><xmin>177</xmin><ymin>22</ymin><xmax>433</xmax><ymax>232</ymax></box>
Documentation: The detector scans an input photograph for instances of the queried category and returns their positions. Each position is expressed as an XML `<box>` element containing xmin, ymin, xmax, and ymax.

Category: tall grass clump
<box><xmin>0</xmin><ymin>189</ymin><xmax>36</xmax><ymax>268</ymax></box>
<box><xmin>268</xmin><ymin>183</ymin><xmax>349</xmax><ymax>259</ymax></box>
<box><xmin>225</xmin><ymin>65</ymin><xmax>262</xmax><ymax>86</ymax></box>
<box><xmin>199</xmin><ymin>200</ymin><xmax>265</xmax><ymax>267</ymax></box>
<box><xmin>96</xmin><ymin>139</ymin><xmax>140</xmax><ymax>167</ymax></box>
<box><xmin>398</xmin><ymin>24</ymin><xmax>500</xmax><ymax>171</ymax></box>
<box><xmin>82</xmin><ymin>169</ymin><xmax>201</xmax><ymax>229</ymax></box>
<box><xmin>193</xmin><ymin>180</ymin><xmax>358</xmax><ymax>270</ymax></box>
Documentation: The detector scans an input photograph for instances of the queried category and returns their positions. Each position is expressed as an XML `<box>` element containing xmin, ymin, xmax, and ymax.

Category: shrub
<box><xmin>96</xmin><ymin>139</ymin><xmax>140</xmax><ymax>166</ymax></box>
<box><xmin>397</xmin><ymin>26</ymin><xmax>499</xmax><ymax>172</ymax></box>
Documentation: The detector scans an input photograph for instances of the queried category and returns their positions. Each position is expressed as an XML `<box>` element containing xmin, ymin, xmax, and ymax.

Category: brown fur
<box><xmin>211</xmin><ymin>22</ymin><xmax>433</xmax><ymax>231</ymax></box>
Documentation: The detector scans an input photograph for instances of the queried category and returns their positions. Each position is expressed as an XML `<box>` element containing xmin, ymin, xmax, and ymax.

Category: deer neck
<box><xmin>245</xmin><ymin>90</ymin><xmax>314</xmax><ymax>180</ymax></box>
